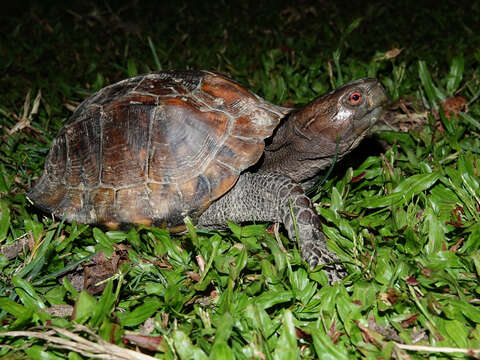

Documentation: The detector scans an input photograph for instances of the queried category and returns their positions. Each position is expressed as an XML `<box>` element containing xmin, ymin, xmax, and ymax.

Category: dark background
<box><xmin>2</xmin><ymin>1</ymin><xmax>478</xmax><ymax>100</ymax></box>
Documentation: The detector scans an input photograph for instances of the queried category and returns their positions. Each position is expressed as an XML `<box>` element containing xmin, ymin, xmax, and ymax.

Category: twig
<box><xmin>272</xmin><ymin>223</ymin><xmax>287</xmax><ymax>254</ymax></box>
<box><xmin>395</xmin><ymin>342</ymin><xmax>480</xmax><ymax>355</ymax></box>
<box><xmin>7</xmin><ymin>89</ymin><xmax>44</xmax><ymax>135</ymax></box>
<box><xmin>0</xmin><ymin>325</ymin><xmax>158</xmax><ymax>360</ymax></box>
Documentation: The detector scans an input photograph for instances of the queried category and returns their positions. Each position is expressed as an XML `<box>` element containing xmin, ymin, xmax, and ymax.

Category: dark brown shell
<box><xmin>28</xmin><ymin>70</ymin><xmax>290</xmax><ymax>230</ymax></box>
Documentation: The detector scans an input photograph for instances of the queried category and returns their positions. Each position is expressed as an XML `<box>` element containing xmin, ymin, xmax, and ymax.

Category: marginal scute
<box><xmin>200</xmin><ymin>73</ymin><xmax>258</xmax><ymax>112</ymax></box>
<box><xmin>116</xmin><ymin>185</ymin><xmax>152</xmax><ymax>225</ymax></box>
<box><xmin>200</xmin><ymin>73</ymin><xmax>284</xmax><ymax>139</ymax></box>
<box><xmin>230</xmin><ymin>114</ymin><xmax>274</xmax><ymax>139</ymax></box>
<box><xmin>91</xmin><ymin>187</ymin><xmax>115</xmax><ymax>223</ymax></box>
<box><xmin>47</xmin><ymin>134</ymin><xmax>68</xmax><ymax>185</ymax></box>
<box><xmin>29</xmin><ymin>177</ymin><xmax>67</xmax><ymax>214</ymax></box>
<box><xmin>203</xmin><ymin>160</ymin><xmax>239</xmax><ymax>201</ymax></box>
<box><xmin>215</xmin><ymin>136</ymin><xmax>264</xmax><ymax>170</ymax></box>
<box><xmin>177</xmin><ymin>174</ymin><xmax>212</xmax><ymax>219</ymax></box>
<box><xmin>148</xmin><ymin>183</ymin><xmax>185</xmax><ymax>227</ymax></box>
<box><xmin>26</xmin><ymin>133</ymin><xmax>68</xmax><ymax>213</ymax></box>
<box><xmin>54</xmin><ymin>188</ymin><xmax>91</xmax><ymax>223</ymax></box>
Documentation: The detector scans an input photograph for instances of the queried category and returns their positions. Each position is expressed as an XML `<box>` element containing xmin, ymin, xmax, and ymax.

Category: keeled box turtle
<box><xmin>28</xmin><ymin>70</ymin><xmax>387</xmax><ymax>282</ymax></box>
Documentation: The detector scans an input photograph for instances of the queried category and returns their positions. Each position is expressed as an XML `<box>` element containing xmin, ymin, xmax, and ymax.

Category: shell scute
<box><xmin>64</xmin><ymin>108</ymin><xmax>102</xmax><ymax>187</ymax></box>
<box><xmin>148</xmin><ymin>96</ymin><xmax>230</xmax><ymax>183</ymax></box>
<box><xmin>65</xmin><ymin>78</ymin><xmax>142</xmax><ymax>127</ymax></box>
<box><xmin>27</xmin><ymin>133</ymin><xmax>68</xmax><ymax>212</ymax></box>
<box><xmin>135</xmin><ymin>71</ymin><xmax>202</xmax><ymax>96</ymax></box>
<box><xmin>101</xmin><ymin>94</ymin><xmax>154</xmax><ymax>186</ymax></box>
<box><xmin>202</xmin><ymin>160</ymin><xmax>239</xmax><ymax>201</ymax></box>
<box><xmin>54</xmin><ymin>188</ymin><xmax>92</xmax><ymax>223</ymax></box>
<box><xmin>200</xmin><ymin>73</ymin><xmax>257</xmax><ymax>111</ymax></box>
<box><xmin>148</xmin><ymin>182</ymin><xmax>186</xmax><ymax>229</ymax></box>
<box><xmin>215</xmin><ymin>136</ymin><xmax>264</xmax><ymax>170</ymax></box>
<box><xmin>91</xmin><ymin>187</ymin><xmax>115</xmax><ymax>223</ymax></box>
<box><xmin>116</xmin><ymin>185</ymin><xmax>152</xmax><ymax>226</ymax></box>
<box><xmin>199</xmin><ymin>73</ymin><xmax>285</xmax><ymax>138</ymax></box>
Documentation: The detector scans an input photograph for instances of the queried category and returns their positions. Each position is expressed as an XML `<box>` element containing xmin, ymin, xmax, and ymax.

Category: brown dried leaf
<box><xmin>405</xmin><ymin>276</ymin><xmax>419</xmax><ymax>286</ymax></box>
<box><xmin>295</xmin><ymin>327</ymin><xmax>311</xmax><ymax>340</ymax></box>
<box><xmin>64</xmin><ymin>248</ymin><xmax>129</xmax><ymax>294</ymax></box>
<box><xmin>374</xmin><ymin>48</ymin><xmax>403</xmax><ymax>61</ymax></box>
<box><xmin>86</xmin><ymin>252</ymin><xmax>126</xmax><ymax>294</ymax></box>
<box><xmin>401</xmin><ymin>313</ymin><xmax>419</xmax><ymax>328</ymax></box>
<box><xmin>196</xmin><ymin>254</ymin><xmax>206</xmax><ymax>273</ymax></box>
<box><xmin>123</xmin><ymin>334</ymin><xmax>165</xmax><ymax>352</ymax></box>
<box><xmin>442</xmin><ymin>96</ymin><xmax>467</xmax><ymax>120</ymax></box>
<box><xmin>186</xmin><ymin>271</ymin><xmax>201</xmax><ymax>282</ymax></box>
<box><xmin>161</xmin><ymin>313</ymin><xmax>169</xmax><ymax>330</ymax></box>
<box><xmin>387</xmin><ymin>287</ymin><xmax>401</xmax><ymax>305</ymax></box>
<box><xmin>327</xmin><ymin>321</ymin><xmax>342</xmax><ymax>344</ymax></box>
<box><xmin>449</xmin><ymin>238</ymin><xmax>464</xmax><ymax>252</ymax></box>
<box><xmin>0</xmin><ymin>235</ymin><xmax>31</xmax><ymax>260</ymax></box>
<box><xmin>379</xmin><ymin>292</ymin><xmax>392</xmax><ymax>306</ymax></box>
<box><xmin>351</xmin><ymin>171</ymin><xmax>366</xmax><ymax>183</ymax></box>
<box><xmin>139</xmin><ymin>318</ymin><xmax>156</xmax><ymax>335</ymax></box>
<box><xmin>367</xmin><ymin>317</ymin><xmax>403</xmax><ymax>343</ymax></box>
<box><xmin>45</xmin><ymin>305</ymin><xmax>74</xmax><ymax>318</ymax></box>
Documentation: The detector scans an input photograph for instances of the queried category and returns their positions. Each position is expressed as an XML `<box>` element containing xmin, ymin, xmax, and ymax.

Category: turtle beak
<box><xmin>366</xmin><ymin>79</ymin><xmax>388</xmax><ymax>110</ymax></box>
<box><xmin>351</xmin><ymin>79</ymin><xmax>388</xmax><ymax>135</ymax></box>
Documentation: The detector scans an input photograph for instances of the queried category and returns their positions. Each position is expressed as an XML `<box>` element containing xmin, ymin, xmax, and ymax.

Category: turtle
<box><xmin>27</xmin><ymin>70</ymin><xmax>387</xmax><ymax>282</ymax></box>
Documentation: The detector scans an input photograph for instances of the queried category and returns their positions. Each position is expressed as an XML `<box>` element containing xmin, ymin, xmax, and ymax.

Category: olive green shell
<box><xmin>27</xmin><ymin>70</ymin><xmax>290</xmax><ymax>230</ymax></box>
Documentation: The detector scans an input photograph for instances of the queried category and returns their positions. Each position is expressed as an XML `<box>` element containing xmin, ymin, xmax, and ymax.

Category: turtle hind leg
<box><xmin>197</xmin><ymin>171</ymin><xmax>347</xmax><ymax>283</ymax></box>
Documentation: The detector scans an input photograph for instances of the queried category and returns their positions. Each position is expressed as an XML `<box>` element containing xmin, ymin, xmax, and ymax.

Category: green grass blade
<box><xmin>0</xmin><ymin>297</ymin><xmax>30</xmax><ymax>318</ymax></box>
<box><xmin>273</xmin><ymin>310</ymin><xmax>298</xmax><ymax>360</ymax></box>
<box><xmin>459</xmin><ymin>112</ymin><xmax>480</xmax><ymax>131</ymax></box>
<box><xmin>148</xmin><ymin>36</ymin><xmax>162</xmax><ymax>71</ymax></box>
<box><xmin>311</xmin><ymin>327</ymin><xmax>349</xmax><ymax>360</ymax></box>
<box><xmin>446</xmin><ymin>54</ymin><xmax>464</xmax><ymax>95</ymax></box>
<box><xmin>126</xmin><ymin>58</ymin><xmax>138</xmax><ymax>77</ymax></box>
<box><xmin>418</xmin><ymin>60</ymin><xmax>445</xmax><ymax>107</ymax></box>
<box><xmin>12</xmin><ymin>276</ymin><xmax>46</xmax><ymax>310</ymax></box>
<box><xmin>173</xmin><ymin>330</ymin><xmax>208</xmax><ymax>360</ymax></box>
<box><xmin>118</xmin><ymin>298</ymin><xmax>162</xmax><ymax>327</ymax></box>
<box><xmin>0</xmin><ymin>199</ymin><xmax>9</xmax><ymax>242</ymax></box>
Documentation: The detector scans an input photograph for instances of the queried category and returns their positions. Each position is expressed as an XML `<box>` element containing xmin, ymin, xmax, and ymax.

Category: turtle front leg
<box><xmin>275</xmin><ymin>178</ymin><xmax>347</xmax><ymax>283</ymax></box>
<box><xmin>197</xmin><ymin>172</ymin><xmax>347</xmax><ymax>283</ymax></box>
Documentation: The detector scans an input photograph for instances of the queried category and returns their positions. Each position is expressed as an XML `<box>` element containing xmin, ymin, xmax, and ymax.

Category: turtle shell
<box><xmin>28</xmin><ymin>70</ymin><xmax>290</xmax><ymax>230</ymax></box>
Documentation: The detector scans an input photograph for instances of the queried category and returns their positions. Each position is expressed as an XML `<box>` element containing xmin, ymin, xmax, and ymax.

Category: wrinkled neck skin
<box><xmin>260</xmin><ymin>115</ymin><xmax>344</xmax><ymax>183</ymax></box>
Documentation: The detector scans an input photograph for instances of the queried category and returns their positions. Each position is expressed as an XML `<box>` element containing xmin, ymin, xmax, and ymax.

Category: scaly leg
<box><xmin>197</xmin><ymin>172</ymin><xmax>347</xmax><ymax>282</ymax></box>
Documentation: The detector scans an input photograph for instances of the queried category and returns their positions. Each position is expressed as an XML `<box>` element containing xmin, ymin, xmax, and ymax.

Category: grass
<box><xmin>1</xmin><ymin>0</ymin><xmax>480</xmax><ymax>359</ymax></box>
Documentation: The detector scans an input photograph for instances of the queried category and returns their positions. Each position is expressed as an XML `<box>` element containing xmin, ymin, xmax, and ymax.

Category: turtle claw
<box><xmin>306</xmin><ymin>254</ymin><xmax>347</xmax><ymax>284</ymax></box>
<box><xmin>301</xmin><ymin>228</ymin><xmax>348</xmax><ymax>284</ymax></box>
<box><xmin>307</xmin><ymin>255</ymin><xmax>348</xmax><ymax>284</ymax></box>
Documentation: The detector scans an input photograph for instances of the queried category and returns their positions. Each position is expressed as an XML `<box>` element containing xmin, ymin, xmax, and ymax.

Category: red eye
<box><xmin>349</xmin><ymin>92</ymin><xmax>362</xmax><ymax>104</ymax></box>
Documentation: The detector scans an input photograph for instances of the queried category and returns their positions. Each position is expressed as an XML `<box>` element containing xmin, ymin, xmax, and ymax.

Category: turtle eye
<box><xmin>349</xmin><ymin>92</ymin><xmax>362</xmax><ymax>104</ymax></box>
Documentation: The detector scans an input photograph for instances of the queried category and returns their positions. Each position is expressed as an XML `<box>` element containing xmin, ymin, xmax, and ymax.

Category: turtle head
<box><xmin>262</xmin><ymin>78</ymin><xmax>388</xmax><ymax>182</ymax></box>
<box><xmin>293</xmin><ymin>78</ymin><xmax>388</xmax><ymax>155</ymax></box>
